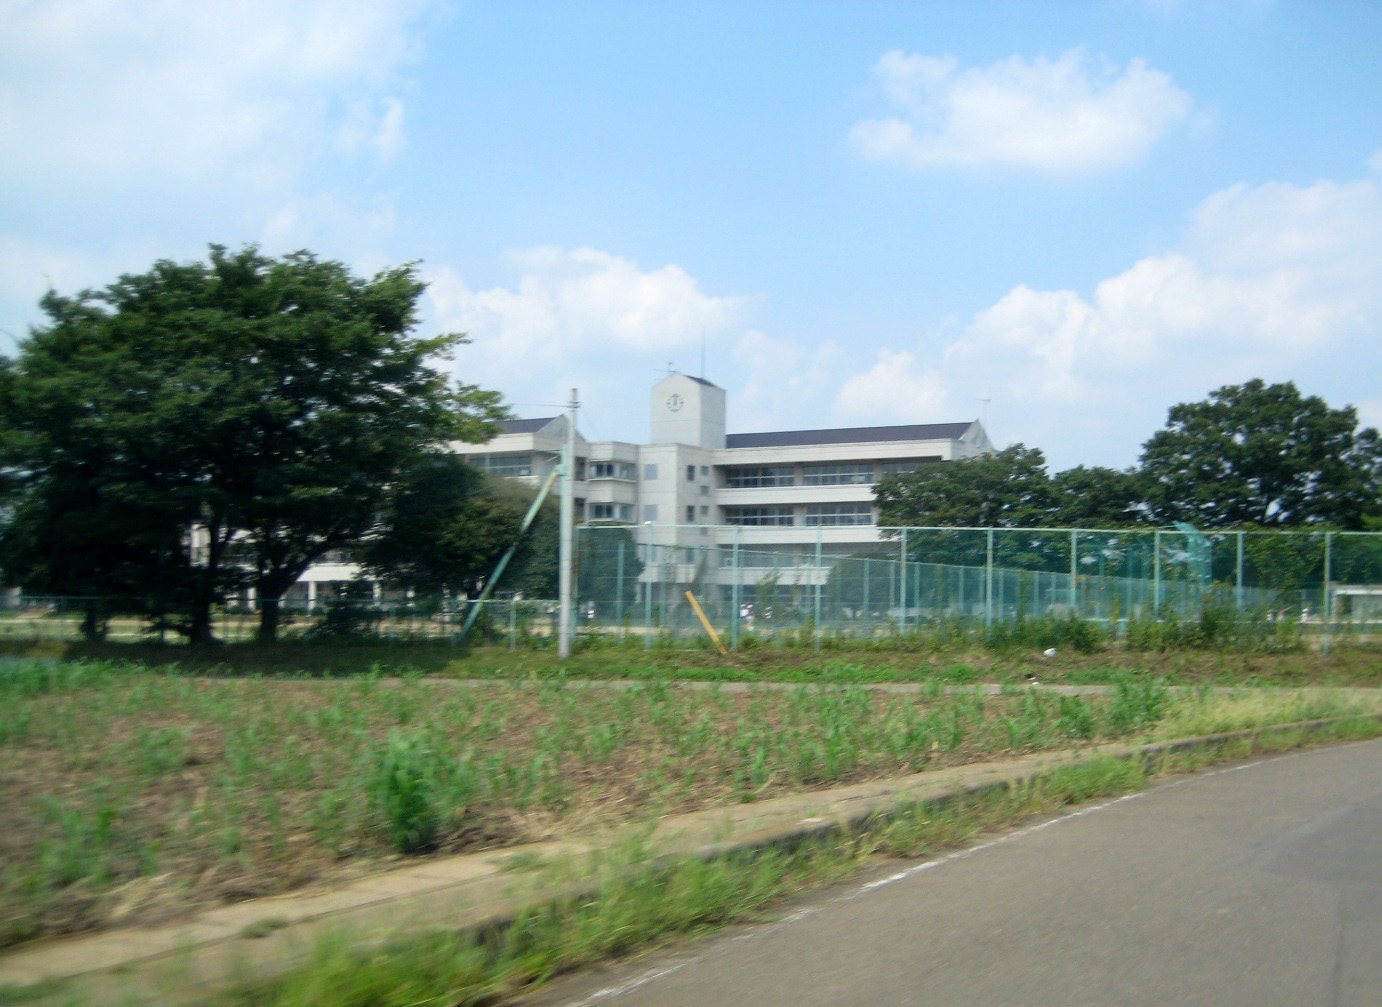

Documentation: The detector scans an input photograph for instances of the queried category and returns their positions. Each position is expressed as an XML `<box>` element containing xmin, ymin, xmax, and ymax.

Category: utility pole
<box><xmin>558</xmin><ymin>388</ymin><xmax>578</xmax><ymax>658</ymax></box>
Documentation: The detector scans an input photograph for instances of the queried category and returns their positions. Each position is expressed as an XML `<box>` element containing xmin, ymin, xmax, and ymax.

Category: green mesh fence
<box><xmin>6</xmin><ymin>525</ymin><xmax>1382</xmax><ymax>649</ymax></box>
<box><xmin>0</xmin><ymin>595</ymin><xmax>560</xmax><ymax>648</ymax></box>
<box><xmin>572</xmin><ymin>524</ymin><xmax>1382</xmax><ymax>649</ymax></box>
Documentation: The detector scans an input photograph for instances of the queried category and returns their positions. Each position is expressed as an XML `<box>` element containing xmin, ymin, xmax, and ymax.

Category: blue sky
<box><xmin>3</xmin><ymin>0</ymin><xmax>1381</xmax><ymax>471</ymax></box>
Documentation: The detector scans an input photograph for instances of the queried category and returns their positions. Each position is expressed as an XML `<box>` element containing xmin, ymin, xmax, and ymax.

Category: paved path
<box><xmin>523</xmin><ymin>737</ymin><xmax>1382</xmax><ymax>1007</ymax></box>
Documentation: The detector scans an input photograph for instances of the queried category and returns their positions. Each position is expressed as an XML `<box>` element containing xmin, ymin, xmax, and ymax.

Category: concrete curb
<box><xmin>3</xmin><ymin>712</ymin><xmax>1380</xmax><ymax>1005</ymax></box>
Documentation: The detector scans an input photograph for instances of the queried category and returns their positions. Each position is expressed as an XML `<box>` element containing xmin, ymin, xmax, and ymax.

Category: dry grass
<box><xmin>3</xmin><ymin>658</ymin><xmax>1380</xmax><ymax>952</ymax></box>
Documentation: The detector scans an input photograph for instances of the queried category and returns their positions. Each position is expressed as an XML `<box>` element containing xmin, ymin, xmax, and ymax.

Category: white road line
<box><xmin>547</xmin><ymin>741</ymin><xmax>1373</xmax><ymax>1007</ymax></box>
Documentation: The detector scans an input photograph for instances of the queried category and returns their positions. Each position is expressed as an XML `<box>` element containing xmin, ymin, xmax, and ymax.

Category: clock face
<box><xmin>666</xmin><ymin>393</ymin><xmax>684</xmax><ymax>412</ymax></box>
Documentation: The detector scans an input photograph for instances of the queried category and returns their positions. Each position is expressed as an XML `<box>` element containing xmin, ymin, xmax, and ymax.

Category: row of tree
<box><xmin>0</xmin><ymin>245</ymin><xmax>534</xmax><ymax>642</ymax></box>
<box><xmin>875</xmin><ymin>379</ymin><xmax>1382</xmax><ymax>532</ymax></box>
<box><xmin>3</xmin><ymin>244</ymin><xmax>1378</xmax><ymax>642</ymax></box>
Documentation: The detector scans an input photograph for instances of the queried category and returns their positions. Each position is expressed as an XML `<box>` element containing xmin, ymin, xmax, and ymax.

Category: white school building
<box><xmin>290</xmin><ymin>372</ymin><xmax>992</xmax><ymax>602</ymax></box>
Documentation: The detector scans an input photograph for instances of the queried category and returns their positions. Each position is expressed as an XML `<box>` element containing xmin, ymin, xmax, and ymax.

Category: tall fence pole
<box><xmin>1323</xmin><ymin>531</ymin><xmax>1333</xmax><ymax>655</ymax></box>
<box><xmin>985</xmin><ymin>528</ymin><xmax>994</xmax><ymax>629</ymax></box>
<box><xmin>643</xmin><ymin>538</ymin><xmax>654</xmax><ymax>651</ymax></box>
<box><xmin>813</xmin><ymin>527</ymin><xmax>823</xmax><ymax>648</ymax></box>
<box><xmin>558</xmin><ymin>388</ymin><xmax>578</xmax><ymax>658</ymax></box>
<box><xmin>1069</xmin><ymin>529</ymin><xmax>1078</xmax><ymax>616</ymax></box>
<box><xmin>730</xmin><ymin>525</ymin><xmax>741</xmax><ymax>650</ymax></box>
<box><xmin>1243</xmin><ymin>533</ymin><xmax>1254</xmax><ymax>613</ymax></box>
<box><xmin>899</xmin><ymin>528</ymin><xmax>909</xmax><ymax>635</ymax></box>
<box><xmin>615</xmin><ymin>539</ymin><xmax>625</xmax><ymax>643</ymax></box>
<box><xmin>1153</xmin><ymin>529</ymin><xmax>1162</xmax><ymax>619</ymax></box>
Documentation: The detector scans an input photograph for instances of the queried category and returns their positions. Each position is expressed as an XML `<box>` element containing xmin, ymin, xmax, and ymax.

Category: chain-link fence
<box><xmin>573</xmin><ymin>524</ymin><xmax>1382</xmax><ymax>649</ymax></box>
<box><xmin>6</xmin><ymin>525</ymin><xmax>1381</xmax><ymax>649</ymax></box>
<box><xmin>0</xmin><ymin>595</ymin><xmax>561</xmax><ymax>648</ymax></box>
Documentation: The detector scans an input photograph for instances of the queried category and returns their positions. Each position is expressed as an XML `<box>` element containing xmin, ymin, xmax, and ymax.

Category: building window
<box><xmin>471</xmin><ymin>453</ymin><xmax>533</xmax><ymax>477</ymax></box>
<box><xmin>700</xmin><ymin>465</ymin><xmax>709</xmax><ymax>476</ymax></box>
<box><xmin>803</xmin><ymin>503</ymin><xmax>873</xmax><ymax>526</ymax></box>
<box><xmin>589</xmin><ymin>461</ymin><xmax>635</xmax><ymax>479</ymax></box>
<box><xmin>881</xmin><ymin>457</ymin><xmax>940</xmax><ymax>476</ymax></box>
<box><xmin>700</xmin><ymin>505</ymin><xmax>708</xmax><ymax>517</ymax></box>
<box><xmin>802</xmin><ymin>462</ymin><xmax>874</xmax><ymax>486</ymax></box>
<box><xmin>588</xmin><ymin>503</ymin><xmax>635</xmax><ymax>522</ymax></box>
<box><xmin>699</xmin><ymin>484</ymin><xmax>709</xmax><ymax>497</ymax></box>
<box><xmin>686</xmin><ymin>465</ymin><xmax>696</xmax><ymax>482</ymax></box>
<box><xmin>724</xmin><ymin>465</ymin><xmax>795</xmax><ymax>488</ymax></box>
<box><xmin>686</xmin><ymin>505</ymin><xmax>696</xmax><ymax>523</ymax></box>
<box><xmin>644</xmin><ymin>463</ymin><xmax>659</xmax><ymax>479</ymax></box>
<box><xmin>643</xmin><ymin>504</ymin><xmax>658</xmax><ymax>522</ymax></box>
<box><xmin>723</xmin><ymin>506</ymin><xmax>795</xmax><ymax>526</ymax></box>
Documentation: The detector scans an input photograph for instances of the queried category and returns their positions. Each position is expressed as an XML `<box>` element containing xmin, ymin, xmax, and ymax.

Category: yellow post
<box><xmin>684</xmin><ymin>590</ymin><xmax>729</xmax><ymax>656</ymax></box>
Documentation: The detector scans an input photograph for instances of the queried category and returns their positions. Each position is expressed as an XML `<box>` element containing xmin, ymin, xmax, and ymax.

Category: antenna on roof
<box><xmin>659</xmin><ymin>361</ymin><xmax>677</xmax><ymax>377</ymax></box>
<box><xmin>978</xmin><ymin>396</ymin><xmax>991</xmax><ymax>428</ymax></box>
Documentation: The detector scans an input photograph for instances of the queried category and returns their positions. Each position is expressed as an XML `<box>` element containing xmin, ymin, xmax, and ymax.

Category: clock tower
<box><xmin>650</xmin><ymin>372</ymin><xmax>725</xmax><ymax>448</ymax></box>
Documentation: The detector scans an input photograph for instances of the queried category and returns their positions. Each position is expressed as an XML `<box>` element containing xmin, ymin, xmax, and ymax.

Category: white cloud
<box><xmin>852</xmin><ymin>48</ymin><xmax>1193</xmax><ymax>172</ymax></box>
<box><xmin>0</xmin><ymin>0</ymin><xmax>440</xmax><ymax>345</ymax></box>
<box><xmin>0</xmin><ymin>0</ymin><xmax>435</xmax><ymax>250</ymax></box>
<box><xmin>833</xmin><ymin>348</ymin><xmax>950</xmax><ymax>421</ymax></box>
<box><xmin>426</xmin><ymin>247</ymin><xmax>751</xmax><ymax>436</ymax></box>
<box><xmin>432</xmin><ymin>247</ymin><xmax>747</xmax><ymax>362</ymax></box>
<box><xmin>731</xmin><ymin>330</ymin><xmax>842</xmax><ymax>433</ymax></box>
<box><xmin>1356</xmin><ymin>399</ymin><xmax>1382</xmax><ymax>433</ymax></box>
<box><xmin>826</xmin><ymin>164</ymin><xmax>1382</xmax><ymax>467</ymax></box>
<box><xmin>0</xmin><ymin>0</ymin><xmax>429</xmax><ymax>190</ymax></box>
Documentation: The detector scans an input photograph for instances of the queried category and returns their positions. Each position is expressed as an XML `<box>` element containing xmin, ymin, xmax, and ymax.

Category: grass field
<box><xmin>5</xmin><ymin>632</ymin><xmax>1382</xmax><ymax>685</ymax></box>
<box><xmin>4</xmin><ymin>654</ymin><xmax>1382</xmax><ymax>954</ymax></box>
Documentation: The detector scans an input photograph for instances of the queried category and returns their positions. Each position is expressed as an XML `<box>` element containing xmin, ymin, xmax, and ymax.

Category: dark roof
<box><xmin>725</xmin><ymin>422</ymin><xmax>973</xmax><ymax>450</ymax></box>
<box><xmin>498</xmin><ymin>417</ymin><xmax>559</xmax><ymax>434</ymax></box>
<box><xmin>686</xmin><ymin>375</ymin><xmax>720</xmax><ymax>388</ymax></box>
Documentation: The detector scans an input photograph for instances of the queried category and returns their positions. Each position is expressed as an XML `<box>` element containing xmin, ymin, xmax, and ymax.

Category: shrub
<box><xmin>370</xmin><ymin>731</ymin><xmax>445</xmax><ymax>853</ymax></box>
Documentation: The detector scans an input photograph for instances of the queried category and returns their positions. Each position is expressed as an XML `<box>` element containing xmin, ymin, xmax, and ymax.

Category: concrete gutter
<box><xmin>3</xmin><ymin>713</ymin><xmax>1379</xmax><ymax>1006</ymax></box>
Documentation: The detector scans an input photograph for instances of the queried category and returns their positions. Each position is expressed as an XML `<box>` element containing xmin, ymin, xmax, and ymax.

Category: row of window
<box><xmin>470</xmin><ymin>456</ymin><xmax>932</xmax><ymax>487</ymax></box>
<box><xmin>723</xmin><ymin>504</ymin><xmax>873</xmax><ymax>527</ymax></box>
<box><xmin>589</xmin><ymin>461</ymin><xmax>635</xmax><ymax>480</ymax></box>
<box><xmin>723</xmin><ymin>459</ymin><xmax>932</xmax><ymax>488</ymax></box>
<box><xmin>470</xmin><ymin>453</ymin><xmax>534</xmax><ymax>477</ymax></box>
<box><xmin>587</xmin><ymin>502</ymin><xmax>636</xmax><ymax>522</ymax></box>
<box><xmin>578</xmin><ymin>502</ymin><xmax>875</xmax><ymax>526</ymax></box>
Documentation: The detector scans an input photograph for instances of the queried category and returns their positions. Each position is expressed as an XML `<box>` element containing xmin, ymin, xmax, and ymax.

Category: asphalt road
<box><xmin>522</xmin><ymin>738</ymin><xmax>1382</xmax><ymax>1007</ymax></box>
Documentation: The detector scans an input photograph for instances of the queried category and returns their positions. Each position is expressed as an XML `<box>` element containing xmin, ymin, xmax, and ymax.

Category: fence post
<box><xmin>730</xmin><ymin>525</ymin><xmax>741</xmax><ymax>650</ymax></box>
<box><xmin>1235</xmin><ymin>531</ymin><xmax>1245</xmax><ymax>611</ymax></box>
<box><xmin>814</xmin><ymin>526</ymin><xmax>823</xmax><ymax>649</ymax></box>
<box><xmin>899</xmin><ymin>528</ymin><xmax>909</xmax><ymax>635</ymax></box>
<box><xmin>1153</xmin><ymin>529</ymin><xmax>1162</xmax><ymax>618</ymax></box>
<box><xmin>862</xmin><ymin>554</ymin><xmax>871</xmax><ymax>636</ymax></box>
<box><xmin>1070</xmin><ymin>529</ymin><xmax>1078</xmax><ymax>616</ymax></box>
<box><xmin>985</xmin><ymin>528</ymin><xmax>994</xmax><ymax>629</ymax></box>
<box><xmin>1323</xmin><ymin>531</ymin><xmax>1333</xmax><ymax>655</ymax></box>
<box><xmin>643</xmin><ymin>538</ymin><xmax>654</xmax><ymax>651</ymax></box>
<box><xmin>616</xmin><ymin>541</ymin><xmax>627</xmax><ymax>643</ymax></box>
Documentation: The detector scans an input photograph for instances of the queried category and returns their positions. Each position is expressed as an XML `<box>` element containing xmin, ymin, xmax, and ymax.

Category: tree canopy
<box><xmin>875</xmin><ymin>444</ymin><xmax>1055</xmax><ymax>529</ymax></box>
<box><xmin>0</xmin><ymin>244</ymin><xmax>507</xmax><ymax>641</ymax></box>
<box><xmin>1139</xmin><ymin>379</ymin><xmax>1382</xmax><ymax>529</ymax></box>
<box><xmin>875</xmin><ymin>381</ymin><xmax>1380</xmax><ymax>534</ymax></box>
<box><xmin>359</xmin><ymin>455</ymin><xmax>558</xmax><ymax>599</ymax></box>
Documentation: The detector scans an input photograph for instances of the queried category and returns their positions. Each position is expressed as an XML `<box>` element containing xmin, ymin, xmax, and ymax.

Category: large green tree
<box><xmin>359</xmin><ymin>456</ymin><xmax>559</xmax><ymax>599</ymax></box>
<box><xmin>875</xmin><ymin>444</ymin><xmax>1055</xmax><ymax>529</ymax></box>
<box><xmin>1139</xmin><ymin>379</ymin><xmax>1382</xmax><ymax>529</ymax></box>
<box><xmin>1047</xmin><ymin>465</ymin><xmax>1147</xmax><ymax>527</ymax></box>
<box><xmin>0</xmin><ymin>245</ymin><xmax>506</xmax><ymax>642</ymax></box>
